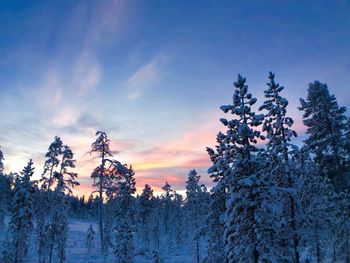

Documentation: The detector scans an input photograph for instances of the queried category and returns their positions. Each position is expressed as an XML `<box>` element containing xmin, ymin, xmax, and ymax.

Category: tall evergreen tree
<box><xmin>0</xmin><ymin>146</ymin><xmax>4</xmax><ymax>174</ymax></box>
<box><xmin>0</xmin><ymin>146</ymin><xmax>7</xmax><ymax>229</ymax></box>
<box><xmin>259</xmin><ymin>72</ymin><xmax>300</xmax><ymax>262</ymax></box>
<box><xmin>218</xmin><ymin>74</ymin><xmax>267</xmax><ymax>262</ymax></box>
<box><xmin>42</xmin><ymin>136</ymin><xmax>63</xmax><ymax>190</ymax></box>
<box><xmin>185</xmin><ymin>169</ymin><xmax>208</xmax><ymax>263</ymax></box>
<box><xmin>47</xmin><ymin>143</ymin><xmax>79</xmax><ymax>263</ymax></box>
<box><xmin>138</xmin><ymin>184</ymin><xmax>154</xmax><ymax>248</ymax></box>
<box><xmin>299</xmin><ymin>81</ymin><xmax>349</xmax><ymax>188</ymax></box>
<box><xmin>9</xmin><ymin>160</ymin><xmax>34</xmax><ymax>263</ymax></box>
<box><xmin>113</xmin><ymin>163</ymin><xmax>136</xmax><ymax>262</ymax></box>
<box><xmin>161</xmin><ymin>181</ymin><xmax>173</xmax><ymax>237</ymax></box>
<box><xmin>90</xmin><ymin>131</ymin><xmax>113</xmax><ymax>252</ymax></box>
<box><xmin>205</xmin><ymin>134</ymin><xmax>229</xmax><ymax>263</ymax></box>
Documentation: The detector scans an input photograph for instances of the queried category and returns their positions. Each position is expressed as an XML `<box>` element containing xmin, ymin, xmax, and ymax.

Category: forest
<box><xmin>0</xmin><ymin>72</ymin><xmax>350</xmax><ymax>263</ymax></box>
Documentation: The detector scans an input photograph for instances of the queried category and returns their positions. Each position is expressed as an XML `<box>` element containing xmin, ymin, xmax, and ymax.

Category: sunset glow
<box><xmin>1</xmin><ymin>1</ymin><xmax>349</xmax><ymax>197</ymax></box>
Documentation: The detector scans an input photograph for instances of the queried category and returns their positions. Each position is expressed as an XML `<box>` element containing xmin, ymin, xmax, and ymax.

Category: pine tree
<box><xmin>205</xmin><ymin>135</ymin><xmax>229</xmax><ymax>263</ymax></box>
<box><xmin>185</xmin><ymin>169</ymin><xmax>209</xmax><ymax>263</ymax></box>
<box><xmin>138</xmin><ymin>184</ymin><xmax>154</xmax><ymax>248</ymax></box>
<box><xmin>217</xmin><ymin>74</ymin><xmax>267</xmax><ymax>262</ymax></box>
<box><xmin>259</xmin><ymin>72</ymin><xmax>301</xmax><ymax>262</ymax></box>
<box><xmin>0</xmin><ymin>146</ymin><xmax>4</xmax><ymax>174</ymax></box>
<box><xmin>299</xmin><ymin>81</ymin><xmax>349</xmax><ymax>188</ymax></box>
<box><xmin>90</xmin><ymin>131</ymin><xmax>113</xmax><ymax>252</ymax></box>
<box><xmin>171</xmin><ymin>192</ymin><xmax>184</xmax><ymax>250</ymax></box>
<box><xmin>113</xmin><ymin>162</ymin><xmax>136</xmax><ymax>262</ymax></box>
<box><xmin>42</xmin><ymin>136</ymin><xmax>63</xmax><ymax>190</ymax></box>
<box><xmin>114</xmin><ymin>220</ymin><xmax>134</xmax><ymax>263</ymax></box>
<box><xmin>39</xmin><ymin>138</ymin><xmax>80</xmax><ymax>263</ymax></box>
<box><xmin>150</xmin><ymin>196</ymin><xmax>162</xmax><ymax>251</ymax></box>
<box><xmin>9</xmin><ymin>160</ymin><xmax>34</xmax><ymax>263</ymax></box>
<box><xmin>161</xmin><ymin>181</ymin><xmax>173</xmax><ymax>236</ymax></box>
<box><xmin>0</xmin><ymin>146</ymin><xmax>7</xmax><ymax>230</ymax></box>
<box><xmin>86</xmin><ymin>224</ymin><xmax>96</xmax><ymax>255</ymax></box>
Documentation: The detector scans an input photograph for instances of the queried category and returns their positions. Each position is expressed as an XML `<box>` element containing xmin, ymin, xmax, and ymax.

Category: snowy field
<box><xmin>8</xmin><ymin>219</ymin><xmax>194</xmax><ymax>263</ymax></box>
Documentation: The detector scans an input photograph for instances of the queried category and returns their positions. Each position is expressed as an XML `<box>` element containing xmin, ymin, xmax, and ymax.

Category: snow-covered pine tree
<box><xmin>185</xmin><ymin>169</ymin><xmax>208</xmax><ymax>263</ymax></box>
<box><xmin>114</xmin><ymin>220</ymin><xmax>134</xmax><ymax>263</ymax></box>
<box><xmin>171</xmin><ymin>192</ymin><xmax>184</xmax><ymax>250</ymax></box>
<box><xmin>259</xmin><ymin>72</ymin><xmax>301</xmax><ymax>262</ymax></box>
<box><xmin>86</xmin><ymin>224</ymin><xmax>96</xmax><ymax>255</ymax></box>
<box><xmin>346</xmin><ymin>117</ymin><xmax>350</xmax><ymax>164</ymax></box>
<box><xmin>33</xmin><ymin>183</ymin><xmax>50</xmax><ymax>263</ymax></box>
<box><xmin>9</xmin><ymin>160</ymin><xmax>34</xmax><ymax>263</ymax></box>
<box><xmin>150</xmin><ymin>196</ymin><xmax>162</xmax><ymax>251</ymax></box>
<box><xmin>113</xmin><ymin>162</ymin><xmax>136</xmax><ymax>262</ymax></box>
<box><xmin>299</xmin><ymin>81</ymin><xmax>349</xmax><ymax>188</ymax></box>
<box><xmin>0</xmin><ymin>146</ymin><xmax>7</xmax><ymax>229</ymax></box>
<box><xmin>161</xmin><ymin>181</ymin><xmax>173</xmax><ymax>237</ymax></box>
<box><xmin>42</xmin><ymin>136</ymin><xmax>63</xmax><ymax>190</ymax></box>
<box><xmin>0</xmin><ymin>146</ymin><xmax>4</xmax><ymax>174</ymax></box>
<box><xmin>205</xmin><ymin>133</ymin><xmax>229</xmax><ymax>263</ymax></box>
<box><xmin>90</xmin><ymin>131</ymin><xmax>113</xmax><ymax>252</ymax></box>
<box><xmin>297</xmin><ymin>149</ymin><xmax>336</xmax><ymax>263</ymax></box>
<box><xmin>138</xmin><ymin>184</ymin><xmax>154</xmax><ymax>248</ymax></box>
<box><xmin>218</xmin><ymin>74</ymin><xmax>268</xmax><ymax>262</ymax></box>
<box><xmin>47</xmin><ymin>143</ymin><xmax>79</xmax><ymax>263</ymax></box>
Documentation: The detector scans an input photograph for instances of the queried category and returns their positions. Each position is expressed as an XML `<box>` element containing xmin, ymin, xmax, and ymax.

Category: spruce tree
<box><xmin>259</xmin><ymin>72</ymin><xmax>301</xmax><ymax>262</ymax></box>
<box><xmin>217</xmin><ymin>74</ymin><xmax>267</xmax><ymax>262</ymax></box>
<box><xmin>161</xmin><ymin>181</ymin><xmax>173</xmax><ymax>236</ymax></box>
<box><xmin>0</xmin><ymin>147</ymin><xmax>6</xmax><ymax>229</ymax></box>
<box><xmin>9</xmin><ymin>160</ymin><xmax>34</xmax><ymax>263</ymax></box>
<box><xmin>138</xmin><ymin>184</ymin><xmax>154</xmax><ymax>248</ymax></box>
<box><xmin>299</xmin><ymin>81</ymin><xmax>349</xmax><ymax>188</ymax></box>
<box><xmin>185</xmin><ymin>169</ymin><xmax>208</xmax><ymax>263</ymax></box>
<box><xmin>113</xmin><ymin>162</ymin><xmax>136</xmax><ymax>262</ymax></box>
<box><xmin>42</xmin><ymin>136</ymin><xmax>63</xmax><ymax>190</ymax></box>
<box><xmin>205</xmin><ymin>134</ymin><xmax>229</xmax><ymax>262</ymax></box>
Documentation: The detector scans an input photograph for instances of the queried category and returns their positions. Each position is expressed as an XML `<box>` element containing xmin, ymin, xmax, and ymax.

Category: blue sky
<box><xmin>0</xmin><ymin>0</ymin><xmax>349</xmax><ymax>195</ymax></box>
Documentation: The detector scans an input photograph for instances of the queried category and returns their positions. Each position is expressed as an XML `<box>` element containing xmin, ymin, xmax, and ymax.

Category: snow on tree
<box><xmin>39</xmin><ymin>141</ymin><xmax>79</xmax><ymax>263</ymax></box>
<box><xmin>205</xmin><ymin>134</ymin><xmax>229</xmax><ymax>263</ymax></box>
<box><xmin>0</xmin><ymin>146</ymin><xmax>4</xmax><ymax>174</ymax></box>
<box><xmin>112</xmin><ymin>163</ymin><xmax>136</xmax><ymax>262</ymax></box>
<box><xmin>150</xmin><ymin>196</ymin><xmax>162</xmax><ymax>251</ymax></box>
<box><xmin>299</xmin><ymin>81</ymin><xmax>349</xmax><ymax>188</ymax></box>
<box><xmin>8</xmin><ymin>160</ymin><xmax>34</xmax><ymax>263</ymax></box>
<box><xmin>86</xmin><ymin>224</ymin><xmax>96</xmax><ymax>255</ymax></box>
<box><xmin>171</xmin><ymin>192</ymin><xmax>184</xmax><ymax>250</ymax></box>
<box><xmin>184</xmin><ymin>169</ymin><xmax>209</xmax><ymax>263</ymax></box>
<box><xmin>216</xmin><ymin>74</ymin><xmax>275</xmax><ymax>262</ymax></box>
<box><xmin>0</xmin><ymin>146</ymin><xmax>8</xmax><ymax>230</ymax></box>
<box><xmin>259</xmin><ymin>72</ymin><xmax>301</xmax><ymax>262</ymax></box>
<box><xmin>114</xmin><ymin>220</ymin><xmax>134</xmax><ymax>263</ymax></box>
<box><xmin>42</xmin><ymin>136</ymin><xmax>63</xmax><ymax>190</ymax></box>
<box><xmin>90</xmin><ymin>131</ymin><xmax>113</xmax><ymax>252</ymax></box>
<box><xmin>138</xmin><ymin>184</ymin><xmax>154</xmax><ymax>248</ymax></box>
<box><xmin>205</xmin><ymin>186</ymin><xmax>226</xmax><ymax>263</ymax></box>
<box><xmin>161</xmin><ymin>181</ymin><xmax>173</xmax><ymax>237</ymax></box>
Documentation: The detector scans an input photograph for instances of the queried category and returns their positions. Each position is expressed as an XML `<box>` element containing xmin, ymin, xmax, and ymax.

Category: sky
<box><xmin>0</xmin><ymin>0</ymin><xmax>349</xmax><ymax>197</ymax></box>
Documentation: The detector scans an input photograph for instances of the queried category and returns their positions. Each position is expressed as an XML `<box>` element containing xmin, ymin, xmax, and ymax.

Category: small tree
<box><xmin>86</xmin><ymin>224</ymin><xmax>96</xmax><ymax>255</ymax></box>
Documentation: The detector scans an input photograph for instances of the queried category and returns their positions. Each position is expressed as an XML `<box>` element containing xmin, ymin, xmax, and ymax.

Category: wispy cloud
<box><xmin>127</xmin><ymin>55</ymin><xmax>167</xmax><ymax>100</ymax></box>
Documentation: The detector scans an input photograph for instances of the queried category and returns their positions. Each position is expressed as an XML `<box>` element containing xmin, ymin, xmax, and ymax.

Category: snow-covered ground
<box><xmin>4</xmin><ymin>219</ymin><xmax>194</xmax><ymax>263</ymax></box>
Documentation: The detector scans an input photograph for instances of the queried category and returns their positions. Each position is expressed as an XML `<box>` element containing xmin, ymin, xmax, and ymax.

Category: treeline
<box><xmin>0</xmin><ymin>72</ymin><xmax>349</xmax><ymax>263</ymax></box>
